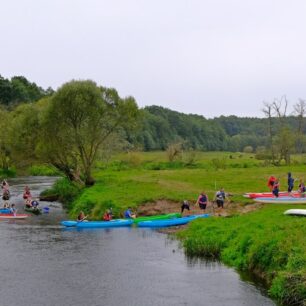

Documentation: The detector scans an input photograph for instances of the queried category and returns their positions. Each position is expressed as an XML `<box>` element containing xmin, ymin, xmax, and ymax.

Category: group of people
<box><xmin>181</xmin><ymin>188</ymin><xmax>227</xmax><ymax>214</ymax></box>
<box><xmin>0</xmin><ymin>180</ymin><xmax>39</xmax><ymax>215</ymax></box>
<box><xmin>267</xmin><ymin>173</ymin><xmax>305</xmax><ymax>197</ymax></box>
<box><xmin>1</xmin><ymin>180</ymin><xmax>16</xmax><ymax>215</ymax></box>
<box><xmin>76</xmin><ymin>188</ymin><xmax>227</xmax><ymax>221</ymax></box>
<box><xmin>77</xmin><ymin>208</ymin><xmax>113</xmax><ymax>222</ymax></box>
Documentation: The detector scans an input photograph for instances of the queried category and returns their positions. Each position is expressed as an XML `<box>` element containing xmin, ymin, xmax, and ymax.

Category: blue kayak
<box><xmin>61</xmin><ymin>219</ymin><xmax>133</xmax><ymax>228</ymax></box>
<box><xmin>0</xmin><ymin>208</ymin><xmax>11</xmax><ymax>214</ymax></box>
<box><xmin>137</xmin><ymin>214</ymin><xmax>209</xmax><ymax>228</ymax></box>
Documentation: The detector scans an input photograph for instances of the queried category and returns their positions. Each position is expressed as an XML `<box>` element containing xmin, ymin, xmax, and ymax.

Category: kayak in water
<box><xmin>133</xmin><ymin>213</ymin><xmax>181</xmax><ymax>224</ymax></box>
<box><xmin>24</xmin><ymin>206</ymin><xmax>42</xmax><ymax>215</ymax></box>
<box><xmin>61</xmin><ymin>219</ymin><xmax>133</xmax><ymax>228</ymax></box>
<box><xmin>0</xmin><ymin>214</ymin><xmax>29</xmax><ymax>219</ymax></box>
<box><xmin>137</xmin><ymin>214</ymin><xmax>210</xmax><ymax>228</ymax></box>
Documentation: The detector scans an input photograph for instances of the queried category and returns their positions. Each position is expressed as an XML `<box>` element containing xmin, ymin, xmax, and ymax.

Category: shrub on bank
<box><xmin>40</xmin><ymin>178</ymin><xmax>83</xmax><ymax>207</ymax></box>
<box><xmin>0</xmin><ymin>167</ymin><xmax>16</xmax><ymax>178</ymax></box>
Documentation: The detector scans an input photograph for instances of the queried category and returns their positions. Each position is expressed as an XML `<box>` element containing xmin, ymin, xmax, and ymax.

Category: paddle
<box><xmin>77</xmin><ymin>216</ymin><xmax>88</xmax><ymax>223</ymax></box>
<box><xmin>210</xmin><ymin>200</ymin><xmax>215</xmax><ymax>214</ymax></box>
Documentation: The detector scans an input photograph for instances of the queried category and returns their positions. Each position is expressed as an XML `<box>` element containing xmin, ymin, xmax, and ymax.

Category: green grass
<box><xmin>71</xmin><ymin>160</ymin><xmax>306</xmax><ymax>218</ymax></box>
<box><xmin>177</xmin><ymin>205</ymin><xmax>306</xmax><ymax>305</ymax></box>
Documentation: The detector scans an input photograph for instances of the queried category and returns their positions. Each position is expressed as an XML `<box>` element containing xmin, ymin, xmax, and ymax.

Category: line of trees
<box><xmin>134</xmin><ymin>105</ymin><xmax>306</xmax><ymax>158</ymax></box>
<box><xmin>0</xmin><ymin>75</ymin><xmax>53</xmax><ymax>106</ymax></box>
<box><xmin>1</xmin><ymin>75</ymin><xmax>306</xmax><ymax>184</ymax></box>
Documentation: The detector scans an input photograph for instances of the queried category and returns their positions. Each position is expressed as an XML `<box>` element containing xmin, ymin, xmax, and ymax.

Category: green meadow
<box><xmin>51</xmin><ymin>151</ymin><xmax>306</xmax><ymax>305</ymax></box>
<box><xmin>69</xmin><ymin>151</ymin><xmax>306</xmax><ymax>218</ymax></box>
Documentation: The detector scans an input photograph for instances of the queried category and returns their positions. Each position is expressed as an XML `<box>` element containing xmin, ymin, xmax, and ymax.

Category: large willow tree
<box><xmin>39</xmin><ymin>80</ymin><xmax>139</xmax><ymax>186</ymax></box>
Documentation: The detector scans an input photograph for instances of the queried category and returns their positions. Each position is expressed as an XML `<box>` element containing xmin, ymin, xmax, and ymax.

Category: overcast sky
<box><xmin>1</xmin><ymin>0</ymin><xmax>306</xmax><ymax>118</ymax></box>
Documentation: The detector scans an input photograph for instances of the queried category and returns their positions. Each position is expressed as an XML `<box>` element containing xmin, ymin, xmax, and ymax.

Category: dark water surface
<box><xmin>0</xmin><ymin>177</ymin><xmax>275</xmax><ymax>306</ymax></box>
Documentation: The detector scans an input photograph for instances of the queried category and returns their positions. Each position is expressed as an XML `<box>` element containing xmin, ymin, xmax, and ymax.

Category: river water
<box><xmin>0</xmin><ymin>177</ymin><xmax>275</xmax><ymax>306</ymax></box>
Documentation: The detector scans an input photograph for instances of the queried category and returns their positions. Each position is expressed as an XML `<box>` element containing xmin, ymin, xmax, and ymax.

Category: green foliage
<box><xmin>0</xmin><ymin>74</ymin><xmax>53</xmax><ymax>106</ymax></box>
<box><xmin>211</xmin><ymin>157</ymin><xmax>227</xmax><ymax>170</ymax></box>
<box><xmin>40</xmin><ymin>178</ymin><xmax>83</xmax><ymax>207</ymax></box>
<box><xmin>0</xmin><ymin>167</ymin><xmax>16</xmax><ymax>178</ymax></box>
<box><xmin>243</xmin><ymin>146</ymin><xmax>253</xmax><ymax>153</ymax></box>
<box><xmin>39</xmin><ymin>80</ymin><xmax>140</xmax><ymax>185</ymax></box>
<box><xmin>28</xmin><ymin>165</ymin><xmax>61</xmax><ymax>176</ymax></box>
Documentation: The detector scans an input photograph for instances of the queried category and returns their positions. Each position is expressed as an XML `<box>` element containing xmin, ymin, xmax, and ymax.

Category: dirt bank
<box><xmin>136</xmin><ymin>200</ymin><xmax>264</xmax><ymax>234</ymax></box>
<box><xmin>137</xmin><ymin>199</ymin><xmax>264</xmax><ymax>218</ymax></box>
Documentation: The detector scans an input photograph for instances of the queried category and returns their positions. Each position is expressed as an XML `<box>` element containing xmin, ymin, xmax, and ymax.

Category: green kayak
<box><xmin>133</xmin><ymin>213</ymin><xmax>181</xmax><ymax>224</ymax></box>
<box><xmin>24</xmin><ymin>206</ymin><xmax>42</xmax><ymax>215</ymax></box>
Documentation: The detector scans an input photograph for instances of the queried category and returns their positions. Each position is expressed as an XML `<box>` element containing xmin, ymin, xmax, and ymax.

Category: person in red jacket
<box><xmin>267</xmin><ymin>176</ymin><xmax>276</xmax><ymax>191</ymax></box>
<box><xmin>103</xmin><ymin>209</ymin><xmax>112</xmax><ymax>221</ymax></box>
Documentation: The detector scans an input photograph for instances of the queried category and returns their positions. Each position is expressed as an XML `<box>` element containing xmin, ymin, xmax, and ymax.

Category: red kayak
<box><xmin>0</xmin><ymin>214</ymin><xmax>29</xmax><ymax>219</ymax></box>
<box><xmin>244</xmin><ymin>191</ymin><xmax>301</xmax><ymax>199</ymax></box>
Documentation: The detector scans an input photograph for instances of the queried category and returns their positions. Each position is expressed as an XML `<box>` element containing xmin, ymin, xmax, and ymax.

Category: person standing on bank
<box><xmin>215</xmin><ymin>188</ymin><xmax>226</xmax><ymax>209</ymax></box>
<box><xmin>196</xmin><ymin>192</ymin><xmax>209</xmax><ymax>210</ymax></box>
<box><xmin>287</xmin><ymin>172</ymin><xmax>294</xmax><ymax>193</ymax></box>
<box><xmin>181</xmin><ymin>200</ymin><xmax>190</xmax><ymax>214</ymax></box>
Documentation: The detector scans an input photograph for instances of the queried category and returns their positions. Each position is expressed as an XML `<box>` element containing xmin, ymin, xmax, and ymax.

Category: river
<box><xmin>0</xmin><ymin>176</ymin><xmax>275</xmax><ymax>306</ymax></box>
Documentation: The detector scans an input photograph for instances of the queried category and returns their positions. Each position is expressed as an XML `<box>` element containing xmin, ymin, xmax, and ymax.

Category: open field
<box><xmin>70</xmin><ymin>151</ymin><xmax>306</xmax><ymax>218</ymax></box>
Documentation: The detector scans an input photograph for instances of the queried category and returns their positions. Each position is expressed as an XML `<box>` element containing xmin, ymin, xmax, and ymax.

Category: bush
<box><xmin>211</xmin><ymin>157</ymin><xmax>227</xmax><ymax>170</ymax></box>
<box><xmin>243</xmin><ymin>146</ymin><xmax>253</xmax><ymax>153</ymax></box>
<box><xmin>40</xmin><ymin>178</ymin><xmax>83</xmax><ymax>207</ymax></box>
<box><xmin>0</xmin><ymin>168</ymin><xmax>16</xmax><ymax>178</ymax></box>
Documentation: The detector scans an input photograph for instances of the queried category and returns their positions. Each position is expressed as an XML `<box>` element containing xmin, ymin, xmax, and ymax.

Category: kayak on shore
<box><xmin>254</xmin><ymin>197</ymin><xmax>306</xmax><ymax>204</ymax></box>
<box><xmin>284</xmin><ymin>209</ymin><xmax>306</xmax><ymax>216</ymax></box>
<box><xmin>244</xmin><ymin>191</ymin><xmax>301</xmax><ymax>199</ymax></box>
<box><xmin>137</xmin><ymin>214</ymin><xmax>210</xmax><ymax>228</ymax></box>
<box><xmin>61</xmin><ymin>219</ymin><xmax>133</xmax><ymax>228</ymax></box>
<box><xmin>133</xmin><ymin>213</ymin><xmax>181</xmax><ymax>223</ymax></box>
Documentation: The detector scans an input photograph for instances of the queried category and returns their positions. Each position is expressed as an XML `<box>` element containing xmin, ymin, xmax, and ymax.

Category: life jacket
<box><xmin>216</xmin><ymin>191</ymin><xmax>225</xmax><ymax>200</ymax></box>
<box><xmin>103</xmin><ymin>213</ymin><xmax>111</xmax><ymax>221</ymax></box>
<box><xmin>199</xmin><ymin>194</ymin><xmax>207</xmax><ymax>204</ymax></box>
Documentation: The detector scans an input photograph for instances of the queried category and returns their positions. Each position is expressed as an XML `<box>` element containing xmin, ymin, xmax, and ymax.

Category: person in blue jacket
<box><xmin>124</xmin><ymin>207</ymin><xmax>136</xmax><ymax>219</ymax></box>
<box><xmin>287</xmin><ymin>172</ymin><xmax>294</xmax><ymax>193</ymax></box>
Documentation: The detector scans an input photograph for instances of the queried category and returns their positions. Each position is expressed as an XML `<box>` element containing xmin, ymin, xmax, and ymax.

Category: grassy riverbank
<box><xmin>68</xmin><ymin>151</ymin><xmax>306</xmax><ymax>218</ymax></box>
<box><xmin>177</xmin><ymin>205</ymin><xmax>306</xmax><ymax>305</ymax></box>
<box><xmin>48</xmin><ymin>151</ymin><xmax>306</xmax><ymax>305</ymax></box>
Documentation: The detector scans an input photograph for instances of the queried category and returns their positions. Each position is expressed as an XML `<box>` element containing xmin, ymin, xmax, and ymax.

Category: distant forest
<box><xmin>1</xmin><ymin>75</ymin><xmax>305</xmax><ymax>154</ymax></box>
